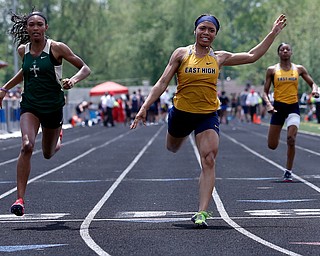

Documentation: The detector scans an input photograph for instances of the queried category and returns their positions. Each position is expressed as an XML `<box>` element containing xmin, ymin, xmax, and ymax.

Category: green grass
<box><xmin>299</xmin><ymin>121</ymin><xmax>320</xmax><ymax>135</ymax></box>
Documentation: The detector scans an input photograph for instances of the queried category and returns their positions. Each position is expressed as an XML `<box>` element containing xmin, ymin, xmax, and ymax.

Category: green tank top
<box><xmin>21</xmin><ymin>39</ymin><xmax>65</xmax><ymax>113</ymax></box>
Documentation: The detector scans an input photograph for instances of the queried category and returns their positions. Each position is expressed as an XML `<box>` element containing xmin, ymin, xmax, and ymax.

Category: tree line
<box><xmin>0</xmin><ymin>0</ymin><xmax>319</xmax><ymax>94</ymax></box>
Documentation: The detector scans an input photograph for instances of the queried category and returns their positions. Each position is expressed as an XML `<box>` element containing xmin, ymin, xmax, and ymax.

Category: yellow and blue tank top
<box><xmin>273</xmin><ymin>63</ymin><xmax>299</xmax><ymax>104</ymax></box>
<box><xmin>173</xmin><ymin>45</ymin><xmax>220</xmax><ymax>113</ymax></box>
<box><xmin>21</xmin><ymin>39</ymin><xmax>65</xmax><ymax>113</ymax></box>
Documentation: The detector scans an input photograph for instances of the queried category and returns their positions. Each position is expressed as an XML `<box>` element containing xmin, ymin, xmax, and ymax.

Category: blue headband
<box><xmin>195</xmin><ymin>15</ymin><xmax>220</xmax><ymax>32</ymax></box>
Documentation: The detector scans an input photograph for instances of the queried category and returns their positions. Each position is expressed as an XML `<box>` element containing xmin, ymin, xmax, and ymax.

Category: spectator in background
<box><xmin>75</xmin><ymin>100</ymin><xmax>92</xmax><ymax>118</ymax></box>
<box><xmin>138</xmin><ymin>88</ymin><xmax>145</xmax><ymax>110</ymax></box>
<box><xmin>230</xmin><ymin>92</ymin><xmax>238</xmax><ymax>120</ymax></box>
<box><xmin>130</xmin><ymin>91</ymin><xmax>139</xmax><ymax>121</ymax></box>
<box><xmin>313</xmin><ymin>95</ymin><xmax>320</xmax><ymax>123</ymax></box>
<box><xmin>147</xmin><ymin>98</ymin><xmax>160</xmax><ymax>124</ymax></box>
<box><xmin>160</xmin><ymin>88</ymin><xmax>171</xmax><ymax>123</ymax></box>
<box><xmin>239</xmin><ymin>87</ymin><xmax>249</xmax><ymax>122</ymax></box>
<box><xmin>219</xmin><ymin>91</ymin><xmax>229</xmax><ymax>124</ymax></box>
<box><xmin>246</xmin><ymin>88</ymin><xmax>260</xmax><ymax>123</ymax></box>
<box><xmin>100</xmin><ymin>92</ymin><xmax>108</xmax><ymax>126</ymax></box>
<box><xmin>105</xmin><ymin>92</ymin><xmax>115</xmax><ymax>127</ymax></box>
<box><xmin>100</xmin><ymin>91</ymin><xmax>115</xmax><ymax>127</ymax></box>
<box><xmin>124</xmin><ymin>94</ymin><xmax>132</xmax><ymax>126</ymax></box>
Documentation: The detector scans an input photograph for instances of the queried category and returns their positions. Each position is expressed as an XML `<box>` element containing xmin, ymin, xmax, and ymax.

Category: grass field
<box><xmin>299</xmin><ymin>120</ymin><xmax>320</xmax><ymax>135</ymax></box>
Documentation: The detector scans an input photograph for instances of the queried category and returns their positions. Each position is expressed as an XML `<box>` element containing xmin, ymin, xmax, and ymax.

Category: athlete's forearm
<box><xmin>2</xmin><ymin>69</ymin><xmax>23</xmax><ymax>90</ymax></box>
<box><xmin>70</xmin><ymin>65</ymin><xmax>91</xmax><ymax>84</ymax></box>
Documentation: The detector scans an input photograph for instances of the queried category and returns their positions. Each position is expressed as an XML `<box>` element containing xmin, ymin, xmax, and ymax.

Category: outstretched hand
<box><xmin>130</xmin><ymin>108</ymin><xmax>147</xmax><ymax>129</ymax></box>
<box><xmin>272</xmin><ymin>14</ymin><xmax>287</xmax><ymax>36</ymax></box>
<box><xmin>266</xmin><ymin>103</ymin><xmax>277</xmax><ymax>114</ymax></box>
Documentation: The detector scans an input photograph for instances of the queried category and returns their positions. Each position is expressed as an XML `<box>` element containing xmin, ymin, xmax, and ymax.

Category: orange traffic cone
<box><xmin>253</xmin><ymin>114</ymin><xmax>261</xmax><ymax>124</ymax></box>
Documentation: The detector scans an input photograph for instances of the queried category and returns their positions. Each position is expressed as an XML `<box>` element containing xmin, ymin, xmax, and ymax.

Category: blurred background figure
<box><xmin>219</xmin><ymin>91</ymin><xmax>229</xmax><ymax>124</ymax></box>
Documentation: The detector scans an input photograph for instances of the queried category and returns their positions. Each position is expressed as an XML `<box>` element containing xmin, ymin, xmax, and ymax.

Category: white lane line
<box><xmin>3</xmin><ymin>214</ymin><xmax>320</xmax><ymax>225</ymax></box>
<box><xmin>0</xmin><ymin>213</ymin><xmax>69</xmax><ymax>220</ymax></box>
<box><xmin>236</xmin><ymin>126</ymin><xmax>320</xmax><ymax>157</ymax></box>
<box><xmin>80</xmin><ymin>126</ymin><xmax>164</xmax><ymax>256</ymax></box>
<box><xmin>189</xmin><ymin>134</ymin><xmax>302</xmax><ymax>256</ymax></box>
<box><xmin>0</xmin><ymin>130</ymin><xmax>104</xmax><ymax>167</ymax></box>
<box><xmin>246</xmin><ymin>209</ymin><xmax>320</xmax><ymax>216</ymax></box>
<box><xmin>116</xmin><ymin>211</ymin><xmax>195</xmax><ymax>218</ymax></box>
<box><xmin>0</xmin><ymin>131</ymin><xmax>130</xmax><ymax>200</ymax></box>
<box><xmin>223</xmin><ymin>132</ymin><xmax>320</xmax><ymax>193</ymax></box>
<box><xmin>0</xmin><ymin>244</ymin><xmax>67</xmax><ymax>252</ymax></box>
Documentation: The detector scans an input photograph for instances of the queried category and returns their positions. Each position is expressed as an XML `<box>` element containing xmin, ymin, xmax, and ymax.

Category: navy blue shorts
<box><xmin>270</xmin><ymin>101</ymin><xmax>300</xmax><ymax>126</ymax></box>
<box><xmin>20</xmin><ymin>108</ymin><xmax>63</xmax><ymax>129</ymax></box>
<box><xmin>167</xmin><ymin>106</ymin><xmax>219</xmax><ymax>138</ymax></box>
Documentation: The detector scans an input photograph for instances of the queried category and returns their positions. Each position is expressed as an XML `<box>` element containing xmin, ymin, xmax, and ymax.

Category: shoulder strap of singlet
<box><xmin>208</xmin><ymin>48</ymin><xmax>216</xmax><ymax>58</ymax></box>
<box><xmin>43</xmin><ymin>39</ymin><xmax>51</xmax><ymax>54</ymax></box>
<box><xmin>275</xmin><ymin>63</ymin><xmax>297</xmax><ymax>72</ymax></box>
<box><xmin>24</xmin><ymin>40</ymin><xmax>51</xmax><ymax>55</ymax></box>
<box><xmin>291</xmin><ymin>63</ymin><xmax>297</xmax><ymax>70</ymax></box>
<box><xmin>25</xmin><ymin>43</ymin><xmax>30</xmax><ymax>54</ymax></box>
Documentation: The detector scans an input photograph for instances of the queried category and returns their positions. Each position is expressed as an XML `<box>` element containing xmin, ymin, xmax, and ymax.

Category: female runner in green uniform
<box><xmin>0</xmin><ymin>11</ymin><xmax>91</xmax><ymax>216</ymax></box>
<box><xmin>131</xmin><ymin>13</ymin><xmax>286</xmax><ymax>227</ymax></box>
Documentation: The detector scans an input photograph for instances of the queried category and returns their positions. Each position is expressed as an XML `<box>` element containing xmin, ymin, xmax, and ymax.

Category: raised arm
<box><xmin>218</xmin><ymin>14</ymin><xmax>287</xmax><ymax>67</ymax></box>
<box><xmin>130</xmin><ymin>47</ymin><xmax>185</xmax><ymax>129</ymax></box>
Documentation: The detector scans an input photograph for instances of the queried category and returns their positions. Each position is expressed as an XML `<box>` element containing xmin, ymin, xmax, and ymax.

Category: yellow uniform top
<box><xmin>273</xmin><ymin>63</ymin><xmax>299</xmax><ymax>104</ymax></box>
<box><xmin>173</xmin><ymin>45</ymin><xmax>220</xmax><ymax>113</ymax></box>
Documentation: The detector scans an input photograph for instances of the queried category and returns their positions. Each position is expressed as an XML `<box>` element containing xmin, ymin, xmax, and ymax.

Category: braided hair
<box><xmin>9</xmin><ymin>9</ymin><xmax>48</xmax><ymax>47</ymax></box>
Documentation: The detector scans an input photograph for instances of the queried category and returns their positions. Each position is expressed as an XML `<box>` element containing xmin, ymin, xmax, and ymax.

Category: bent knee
<box><xmin>202</xmin><ymin>151</ymin><xmax>216</xmax><ymax>167</ymax></box>
<box><xmin>287</xmin><ymin>136</ymin><xmax>295</xmax><ymax>146</ymax></box>
<box><xmin>21</xmin><ymin>136</ymin><xmax>34</xmax><ymax>154</ymax></box>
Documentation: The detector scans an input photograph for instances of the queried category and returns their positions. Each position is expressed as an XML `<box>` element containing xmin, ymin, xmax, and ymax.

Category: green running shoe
<box><xmin>191</xmin><ymin>211</ymin><xmax>210</xmax><ymax>228</ymax></box>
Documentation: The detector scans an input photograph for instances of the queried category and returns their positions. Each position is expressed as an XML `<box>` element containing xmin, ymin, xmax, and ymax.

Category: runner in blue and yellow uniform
<box><xmin>263</xmin><ymin>43</ymin><xmax>319</xmax><ymax>182</ymax></box>
<box><xmin>131</xmin><ymin>14</ymin><xmax>287</xmax><ymax>227</ymax></box>
<box><xmin>0</xmin><ymin>11</ymin><xmax>91</xmax><ymax>216</ymax></box>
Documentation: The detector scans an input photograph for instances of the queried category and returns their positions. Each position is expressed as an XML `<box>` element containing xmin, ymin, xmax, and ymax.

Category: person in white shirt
<box><xmin>100</xmin><ymin>91</ymin><xmax>115</xmax><ymax>127</ymax></box>
<box><xmin>246</xmin><ymin>88</ymin><xmax>260</xmax><ymax>122</ymax></box>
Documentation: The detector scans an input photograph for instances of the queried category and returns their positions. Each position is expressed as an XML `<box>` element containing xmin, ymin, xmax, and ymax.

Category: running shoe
<box><xmin>191</xmin><ymin>211</ymin><xmax>210</xmax><ymax>228</ymax></box>
<box><xmin>283</xmin><ymin>170</ymin><xmax>293</xmax><ymax>182</ymax></box>
<box><xmin>11</xmin><ymin>198</ymin><xmax>25</xmax><ymax>216</ymax></box>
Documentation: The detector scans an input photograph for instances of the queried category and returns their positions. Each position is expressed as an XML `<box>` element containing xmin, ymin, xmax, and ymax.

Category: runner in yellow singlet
<box><xmin>131</xmin><ymin>14</ymin><xmax>286</xmax><ymax>228</ymax></box>
<box><xmin>263</xmin><ymin>43</ymin><xmax>319</xmax><ymax>182</ymax></box>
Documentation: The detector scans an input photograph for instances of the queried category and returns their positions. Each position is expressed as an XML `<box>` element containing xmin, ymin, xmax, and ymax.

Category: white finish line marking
<box><xmin>116</xmin><ymin>211</ymin><xmax>194</xmax><ymax>218</ymax></box>
<box><xmin>0</xmin><ymin>213</ymin><xmax>69</xmax><ymax>221</ymax></box>
<box><xmin>290</xmin><ymin>242</ymin><xmax>320</xmax><ymax>246</ymax></box>
<box><xmin>246</xmin><ymin>209</ymin><xmax>320</xmax><ymax>216</ymax></box>
<box><xmin>0</xmin><ymin>244</ymin><xmax>67</xmax><ymax>252</ymax></box>
<box><xmin>238</xmin><ymin>199</ymin><xmax>316</xmax><ymax>203</ymax></box>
